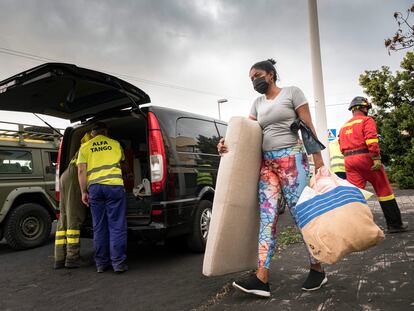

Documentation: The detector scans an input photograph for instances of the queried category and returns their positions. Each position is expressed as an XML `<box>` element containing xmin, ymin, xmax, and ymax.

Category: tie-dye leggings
<box><xmin>258</xmin><ymin>146</ymin><xmax>319</xmax><ymax>269</ymax></box>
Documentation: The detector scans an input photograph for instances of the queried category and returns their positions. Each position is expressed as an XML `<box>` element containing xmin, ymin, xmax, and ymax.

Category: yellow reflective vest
<box><xmin>77</xmin><ymin>135</ymin><xmax>124</xmax><ymax>187</ymax></box>
<box><xmin>69</xmin><ymin>132</ymin><xmax>93</xmax><ymax>165</ymax></box>
<box><xmin>197</xmin><ymin>164</ymin><xmax>213</xmax><ymax>186</ymax></box>
<box><xmin>329</xmin><ymin>139</ymin><xmax>345</xmax><ymax>173</ymax></box>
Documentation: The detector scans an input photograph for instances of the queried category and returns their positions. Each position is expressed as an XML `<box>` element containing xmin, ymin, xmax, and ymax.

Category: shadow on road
<box><xmin>0</xmin><ymin>232</ymin><xmax>201</xmax><ymax>271</ymax></box>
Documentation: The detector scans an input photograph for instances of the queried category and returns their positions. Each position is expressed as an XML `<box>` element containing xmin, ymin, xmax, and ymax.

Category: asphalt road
<box><xmin>5</xmin><ymin>188</ymin><xmax>408</xmax><ymax>311</ymax></box>
<box><xmin>0</xmin><ymin>229</ymin><xmax>237</xmax><ymax>311</ymax></box>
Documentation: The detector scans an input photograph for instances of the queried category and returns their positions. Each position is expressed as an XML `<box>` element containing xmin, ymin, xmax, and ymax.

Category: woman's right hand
<box><xmin>217</xmin><ymin>138</ymin><xmax>228</xmax><ymax>155</ymax></box>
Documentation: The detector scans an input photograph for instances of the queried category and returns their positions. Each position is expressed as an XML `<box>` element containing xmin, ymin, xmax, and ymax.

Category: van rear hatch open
<box><xmin>0</xmin><ymin>63</ymin><xmax>150</xmax><ymax>123</ymax></box>
<box><xmin>0</xmin><ymin>63</ymin><xmax>154</xmax><ymax>226</ymax></box>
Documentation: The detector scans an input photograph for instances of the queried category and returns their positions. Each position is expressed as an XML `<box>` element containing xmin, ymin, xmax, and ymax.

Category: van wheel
<box><xmin>4</xmin><ymin>203</ymin><xmax>52</xmax><ymax>250</ymax></box>
<box><xmin>186</xmin><ymin>200</ymin><xmax>212</xmax><ymax>253</ymax></box>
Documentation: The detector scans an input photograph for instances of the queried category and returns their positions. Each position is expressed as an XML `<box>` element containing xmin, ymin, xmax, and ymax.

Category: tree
<box><xmin>359</xmin><ymin>52</ymin><xmax>414</xmax><ymax>189</ymax></box>
<box><xmin>385</xmin><ymin>4</ymin><xmax>414</xmax><ymax>54</ymax></box>
<box><xmin>197</xmin><ymin>134</ymin><xmax>220</xmax><ymax>155</ymax></box>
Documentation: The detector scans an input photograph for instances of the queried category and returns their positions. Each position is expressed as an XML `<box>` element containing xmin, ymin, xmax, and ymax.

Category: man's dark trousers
<box><xmin>89</xmin><ymin>184</ymin><xmax>127</xmax><ymax>270</ymax></box>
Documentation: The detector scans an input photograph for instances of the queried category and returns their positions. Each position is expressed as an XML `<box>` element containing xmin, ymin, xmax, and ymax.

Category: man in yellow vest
<box><xmin>54</xmin><ymin>132</ymin><xmax>91</xmax><ymax>269</ymax></box>
<box><xmin>77</xmin><ymin>122</ymin><xmax>128</xmax><ymax>273</ymax></box>
<box><xmin>329</xmin><ymin>139</ymin><xmax>346</xmax><ymax>179</ymax></box>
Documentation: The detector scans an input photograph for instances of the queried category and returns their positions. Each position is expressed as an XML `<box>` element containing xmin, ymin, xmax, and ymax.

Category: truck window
<box><xmin>176</xmin><ymin>118</ymin><xmax>220</xmax><ymax>155</ymax></box>
<box><xmin>45</xmin><ymin>151</ymin><xmax>58</xmax><ymax>175</ymax></box>
<box><xmin>0</xmin><ymin>150</ymin><xmax>33</xmax><ymax>174</ymax></box>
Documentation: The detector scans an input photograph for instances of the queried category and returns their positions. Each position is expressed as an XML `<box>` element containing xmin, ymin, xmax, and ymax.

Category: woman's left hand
<box><xmin>314</xmin><ymin>160</ymin><xmax>324</xmax><ymax>171</ymax></box>
<box><xmin>313</xmin><ymin>152</ymin><xmax>324</xmax><ymax>171</ymax></box>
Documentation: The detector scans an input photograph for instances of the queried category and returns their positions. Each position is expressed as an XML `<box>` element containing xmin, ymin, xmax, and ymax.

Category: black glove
<box><xmin>290</xmin><ymin>119</ymin><xmax>326</xmax><ymax>155</ymax></box>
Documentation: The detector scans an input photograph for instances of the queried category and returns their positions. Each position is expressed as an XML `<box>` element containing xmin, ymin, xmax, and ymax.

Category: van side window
<box><xmin>0</xmin><ymin>150</ymin><xmax>33</xmax><ymax>174</ymax></box>
<box><xmin>176</xmin><ymin>118</ymin><xmax>220</xmax><ymax>155</ymax></box>
<box><xmin>216</xmin><ymin>123</ymin><xmax>227</xmax><ymax>138</ymax></box>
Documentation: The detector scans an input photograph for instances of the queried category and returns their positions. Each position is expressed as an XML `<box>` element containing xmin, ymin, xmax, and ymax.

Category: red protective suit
<box><xmin>339</xmin><ymin>112</ymin><xmax>403</xmax><ymax>228</ymax></box>
<box><xmin>338</xmin><ymin>114</ymin><xmax>391</xmax><ymax>199</ymax></box>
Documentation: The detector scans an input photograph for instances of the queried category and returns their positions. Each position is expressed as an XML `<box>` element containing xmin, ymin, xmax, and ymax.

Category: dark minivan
<box><xmin>0</xmin><ymin>63</ymin><xmax>227</xmax><ymax>251</ymax></box>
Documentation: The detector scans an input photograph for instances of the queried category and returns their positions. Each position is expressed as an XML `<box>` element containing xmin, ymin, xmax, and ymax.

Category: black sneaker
<box><xmin>232</xmin><ymin>275</ymin><xmax>271</xmax><ymax>298</ymax></box>
<box><xmin>302</xmin><ymin>269</ymin><xmax>328</xmax><ymax>291</ymax></box>
<box><xmin>114</xmin><ymin>264</ymin><xmax>128</xmax><ymax>274</ymax></box>
<box><xmin>387</xmin><ymin>223</ymin><xmax>408</xmax><ymax>234</ymax></box>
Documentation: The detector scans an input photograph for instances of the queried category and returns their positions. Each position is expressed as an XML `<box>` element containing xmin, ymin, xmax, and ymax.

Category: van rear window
<box><xmin>0</xmin><ymin>150</ymin><xmax>33</xmax><ymax>174</ymax></box>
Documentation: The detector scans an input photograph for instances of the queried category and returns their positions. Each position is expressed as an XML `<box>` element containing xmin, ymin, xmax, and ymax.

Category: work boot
<box><xmin>65</xmin><ymin>259</ymin><xmax>81</xmax><ymax>269</ymax></box>
<box><xmin>54</xmin><ymin>261</ymin><xmax>65</xmax><ymax>270</ymax></box>
<box><xmin>96</xmin><ymin>265</ymin><xmax>111</xmax><ymax>273</ymax></box>
<box><xmin>114</xmin><ymin>263</ymin><xmax>129</xmax><ymax>274</ymax></box>
<box><xmin>379</xmin><ymin>199</ymin><xmax>404</xmax><ymax>228</ymax></box>
<box><xmin>387</xmin><ymin>222</ymin><xmax>408</xmax><ymax>234</ymax></box>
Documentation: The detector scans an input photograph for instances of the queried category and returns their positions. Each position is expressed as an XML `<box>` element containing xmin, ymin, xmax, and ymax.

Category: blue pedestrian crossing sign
<box><xmin>328</xmin><ymin>129</ymin><xmax>337</xmax><ymax>141</ymax></box>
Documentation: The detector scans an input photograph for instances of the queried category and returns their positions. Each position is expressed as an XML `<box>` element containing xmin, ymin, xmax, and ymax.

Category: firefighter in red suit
<box><xmin>339</xmin><ymin>96</ymin><xmax>407</xmax><ymax>233</ymax></box>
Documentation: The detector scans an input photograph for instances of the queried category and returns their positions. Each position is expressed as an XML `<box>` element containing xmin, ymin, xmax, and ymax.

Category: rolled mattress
<box><xmin>202</xmin><ymin>117</ymin><xmax>262</xmax><ymax>276</ymax></box>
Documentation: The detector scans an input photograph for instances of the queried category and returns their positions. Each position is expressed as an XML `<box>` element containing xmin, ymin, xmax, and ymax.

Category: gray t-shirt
<box><xmin>249</xmin><ymin>86</ymin><xmax>308</xmax><ymax>151</ymax></box>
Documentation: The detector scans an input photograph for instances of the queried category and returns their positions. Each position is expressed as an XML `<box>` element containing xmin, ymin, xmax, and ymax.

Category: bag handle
<box><xmin>310</xmin><ymin>166</ymin><xmax>340</xmax><ymax>192</ymax></box>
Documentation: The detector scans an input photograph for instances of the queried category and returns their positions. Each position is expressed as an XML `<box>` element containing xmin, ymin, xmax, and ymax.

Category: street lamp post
<box><xmin>217</xmin><ymin>98</ymin><xmax>227</xmax><ymax>120</ymax></box>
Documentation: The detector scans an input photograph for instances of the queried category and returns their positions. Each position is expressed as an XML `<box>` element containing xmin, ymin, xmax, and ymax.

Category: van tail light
<box><xmin>148</xmin><ymin>112</ymin><xmax>166</xmax><ymax>193</ymax></box>
<box><xmin>151</xmin><ymin>209</ymin><xmax>163</xmax><ymax>216</ymax></box>
<box><xmin>55</xmin><ymin>139</ymin><xmax>62</xmax><ymax>202</ymax></box>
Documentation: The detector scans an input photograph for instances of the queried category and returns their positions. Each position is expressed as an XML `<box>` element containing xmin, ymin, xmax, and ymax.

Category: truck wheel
<box><xmin>4</xmin><ymin>203</ymin><xmax>52</xmax><ymax>250</ymax></box>
<box><xmin>186</xmin><ymin>200</ymin><xmax>212</xmax><ymax>253</ymax></box>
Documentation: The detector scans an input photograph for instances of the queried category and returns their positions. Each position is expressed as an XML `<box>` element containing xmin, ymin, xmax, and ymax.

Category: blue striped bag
<box><xmin>294</xmin><ymin>186</ymin><xmax>384</xmax><ymax>264</ymax></box>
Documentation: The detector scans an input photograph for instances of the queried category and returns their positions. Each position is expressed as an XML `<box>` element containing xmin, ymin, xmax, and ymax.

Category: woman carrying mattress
<box><xmin>217</xmin><ymin>58</ymin><xmax>326</xmax><ymax>297</ymax></box>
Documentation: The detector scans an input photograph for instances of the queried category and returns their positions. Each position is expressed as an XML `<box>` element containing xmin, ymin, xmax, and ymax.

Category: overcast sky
<box><xmin>0</xmin><ymin>0</ymin><xmax>411</xmax><ymax>132</ymax></box>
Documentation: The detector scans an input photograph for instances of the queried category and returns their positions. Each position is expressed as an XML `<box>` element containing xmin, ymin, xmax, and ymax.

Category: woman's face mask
<box><xmin>252</xmin><ymin>76</ymin><xmax>269</xmax><ymax>94</ymax></box>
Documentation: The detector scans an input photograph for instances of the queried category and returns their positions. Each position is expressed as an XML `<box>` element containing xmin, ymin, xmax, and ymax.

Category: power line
<box><xmin>0</xmin><ymin>47</ymin><xmax>247</xmax><ymax>101</ymax></box>
<box><xmin>0</xmin><ymin>47</ymin><xmax>350</xmax><ymax>107</ymax></box>
<box><xmin>0</xmin><ymin>48</ymin><xmax>57</xmax><ymax>63</ymax></box>
<box><xmin>316</xmin><ymin>102</ymin><xmax>348</xmax><ymax>107</ymax></box>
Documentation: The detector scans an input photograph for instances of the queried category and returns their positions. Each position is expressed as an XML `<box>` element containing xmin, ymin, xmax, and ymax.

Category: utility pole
<box><xmin>308</xmin><ymin>0</ymin><xmax>330</xmax><ymax>167</ymax></box>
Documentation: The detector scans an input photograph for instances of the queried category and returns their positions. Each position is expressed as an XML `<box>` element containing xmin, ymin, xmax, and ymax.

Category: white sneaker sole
<box><xmin>301</xmin><ymin>276</ymin><xmax>328</xmax><ymax>291</ymax></box>
<box><xmin>232</xmin><ymin>282</ymin><xmax>271</xmax><ymax>297</ymax></box>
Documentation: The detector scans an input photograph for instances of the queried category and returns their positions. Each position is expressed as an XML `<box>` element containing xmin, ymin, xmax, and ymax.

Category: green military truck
<box><xmin>0</xmin><ymin>121</ymin><xmax>62</xmax><ymax>250</ymax></box>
